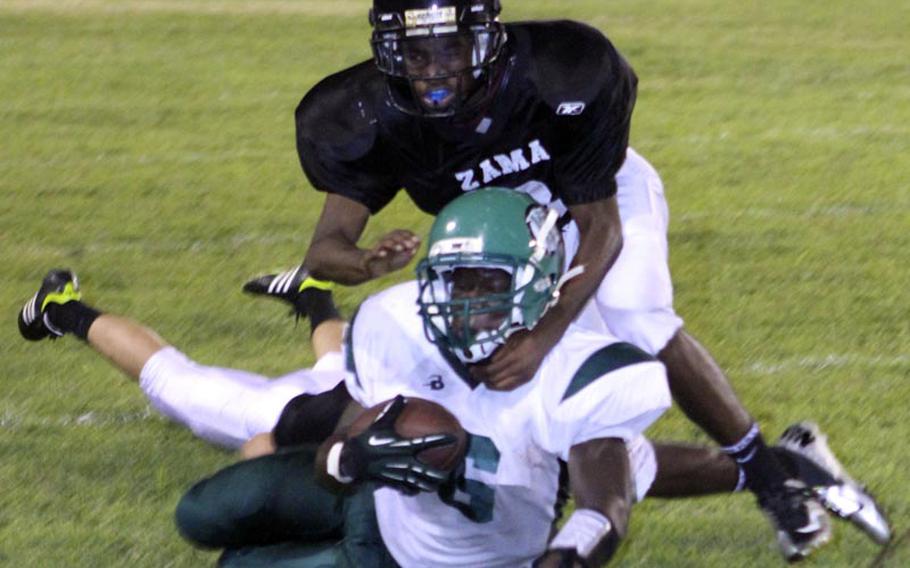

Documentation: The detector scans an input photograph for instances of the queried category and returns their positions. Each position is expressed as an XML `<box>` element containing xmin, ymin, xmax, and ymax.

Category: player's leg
<box><xmin>584</xmin><ymin>151</ymin><xmax>764</xmax><ymax>446</ymax></box>
<box><xmin>236</xmin><ymin>268</ymin><xmax>351</xmax><ymax>456</ymax></box>
<box><xmin>177</xmin><ymin>447</ymin><xmax>344</xmax><ymax>549</ymax></box>
<box><xmin>137</xmin><ymin>330</ymin><xmax>344</xmax><ymax>449</ymax></box>
<box><xmin>647</xmin><ymin>443</ymin><xmax>741</xmax><ymax>497</ymax></box>
<box><xmin>18</xmin><ymin>269</ymin><xmax>169</xmax><ymax>381</ymax></box>
<box><xmin>581</xmin><ymin>150</ymin><xmax>830</xmax><ymax>559</ymax></box>
<box><xmin>313</xmin><ymin>318</ymin><xmax>345</xmax><ymax>359</ymax></box>
<box><xmin>648</xmin><ymin>440</ymin><xmax>843</xmax><ymax>498</ymax></box>
<box><xmin>648</xmin><ymin>441</ymin><xmax>843</xmax><ymax>500</ymax></box>
<box><xmin>217</xmin><ymin>489</ymin><xmax>396</xmax><ymax>568</ymax></box>
<box><xmin>178</xmin><ymin>448</ymin><xmax>396</xmax><ymax>568</ymax></box>
<box><xmin>656</xmin><ymin>332</ymin><xmax>751</xmax><ymax>444</ymax></box>
<box><xmin>218</xmin><ymin>543</ymin><xmax>341</xmax><ymax>567</ymax></box>
<box><xmin>86</xmin><ymin>314</ymin><xmax>168</xmax><ymax>378</ymax></box>
<box><xmin>237</xmin><ymin>311</ymin><xmax>348</xmax><ymax>458</ymax></box>
<box><xmin>217</xmin><ymin>494</ymin><xmax>395</xmax><ymax>568</ymax></box>
<box><xmin>648</xmin><ymin>427</ymin><xmax>891</xmax><ymax>546</ymax></box>
<box><xmin>17</xmin><ymin>269</ymin><xmax>344</xmax><ymax>449</ymax></box>
<box><xmin>16</xmin><ymin>270</ymin><xmax>293</xmax><ymax>447</ymax></box>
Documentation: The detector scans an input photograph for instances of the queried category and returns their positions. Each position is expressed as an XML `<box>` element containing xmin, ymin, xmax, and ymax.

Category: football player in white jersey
<box><xmin>182</xmin><ymin>191</ymin><xmax>886</xmax><ymax>565</ymax></box>
<box><xmin>313</xmin><ymin>189</ymin><xmax>671</xmax><ymax>566</ymax></box>
<box><xmin>17</xmin><ymin>190</ymin><xmax>890</xmax><ymax>565</ymax></box>
<box><xmin>173</xmin><ymin>189</ymin><xmax>682</xmax><ymax>566</ymax></box>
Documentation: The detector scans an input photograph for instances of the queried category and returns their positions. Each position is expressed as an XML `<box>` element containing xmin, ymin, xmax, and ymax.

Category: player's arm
<box><xmin>518</xmin><ymin>195</ymin><xmax>623</xmax><ymax>369</ymax></box>
<box><xmin>536</xmin><ymin>437</ymin><xmax>631</xmax><ymax>567</ymax></box>
<box><xmin>303</xmin><ymin>194</ymin><xmax>420</xmax><ymax>285</ymax></box>
<box><xmin>478</xmin><ymin>197</ymin><xmax>622</xmax><ymax>390</ymax></box>
<box><xmin>530</xmin><ymin>35</ymin><xmax>634</xmax><ymax>338</ymax></box>
<box><xmin>537</xmin><ymin>36</ymin><xmax>635</xmax><ymax>331</ymax></box>
<box><xmin>295</xmin><ymin>83</ymin><xmax>417</xmax><ymax>284</ymax></box>
<box><xmin>479</xmin><ymin>34</ymin><xmax>635</xmax><ymax>389</ymax></box>
<box><xmin>303</xmin><ymin>193</ymin><xmax>371</xmax><ymax>284</ymax></box>
<box><xmin>528</xmin><ymin>197</ymin><xmax>622</xmax><ymax>350</ymax></box>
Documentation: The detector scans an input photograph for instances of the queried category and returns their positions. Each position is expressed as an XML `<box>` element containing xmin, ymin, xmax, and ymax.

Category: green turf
<box><xmin>1</xmin><ymin>1</ymin><xmax>907</xmax><ymax>565</ymax></box>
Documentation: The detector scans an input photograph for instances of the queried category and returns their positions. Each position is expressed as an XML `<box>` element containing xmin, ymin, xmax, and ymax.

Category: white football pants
<box><xmin>139</xmin><ymin>347</ymin><xmax>344</xmax><ymax>449</ymax></box>
<box><xmin>563</xmin><ymin>147</ymin><xmax>684</xmax><ymax>355</ymax></box>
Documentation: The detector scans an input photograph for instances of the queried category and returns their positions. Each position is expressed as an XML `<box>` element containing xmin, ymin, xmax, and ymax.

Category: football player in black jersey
<box><xmin>245</xmin><ymin>0</ymin><xmax>830</xmax><ymax>560</ymax></box>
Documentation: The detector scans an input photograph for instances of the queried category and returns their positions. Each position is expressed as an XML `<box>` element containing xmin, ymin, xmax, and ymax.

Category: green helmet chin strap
<box><xmin>416</xmin><ymin>188</ymin><xmax>569</xmax><ymax>364</ymax></box>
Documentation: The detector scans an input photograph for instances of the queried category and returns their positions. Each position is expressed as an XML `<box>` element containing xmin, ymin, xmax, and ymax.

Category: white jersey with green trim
<box><xmin>344</xmin><ymin>281</ymin><xmax>671</xmax><ymax>568</ymax></box>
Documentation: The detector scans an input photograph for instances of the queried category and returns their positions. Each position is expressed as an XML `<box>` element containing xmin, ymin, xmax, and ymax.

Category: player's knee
<box><xmin>174</xmin><ymin>471</ymin><xmax>271</xmax><ymax>549</ymax></box>
<box><xmin>599</xmin><ymin>309</ymin><xmax>683</xmax><ymax>356</ymax></box>
<box><xmin>175</xmin><ymin>484</ymin><xmax>225</xmax><ymax>549</ymax></box>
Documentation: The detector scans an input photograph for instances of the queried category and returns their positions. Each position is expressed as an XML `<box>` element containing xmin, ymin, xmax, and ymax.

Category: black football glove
<box><xmin>340</xmin><ymin>395</ymin><xmax>455</xmax><ymax>495</ymax></box>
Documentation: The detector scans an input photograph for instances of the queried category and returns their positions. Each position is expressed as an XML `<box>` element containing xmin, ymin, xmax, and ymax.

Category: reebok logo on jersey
<box><xmin>454</xmin><ymin>139</ymin><xmax>552</xmax><ymax>191</ymax></box>
<box><xmin>556</xmin><ymin>101</ymin><xmax>586</xmax><ymax>116</ymax></box>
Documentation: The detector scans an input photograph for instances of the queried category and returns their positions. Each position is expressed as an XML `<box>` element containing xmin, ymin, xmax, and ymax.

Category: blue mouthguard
<box><xmin>428</xmin><ymin>88</ymin><xmax>450</xmax><ymax>103</ymax></box>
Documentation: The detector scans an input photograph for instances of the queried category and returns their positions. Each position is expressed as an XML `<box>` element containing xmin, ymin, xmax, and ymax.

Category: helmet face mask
<box><xmin>370</xmin><ymin>1</ymin><xmax>507</xmax><ymax>117</ymax></box>
<box><xmin>419</xmin><ymin>259</ymin><xmax>515</xmax><ymax>362</ymax></box>
<box><xmin>416</xmin><ymin>189</ymin><xmax>565</xmax><ymax>364</ymax></box>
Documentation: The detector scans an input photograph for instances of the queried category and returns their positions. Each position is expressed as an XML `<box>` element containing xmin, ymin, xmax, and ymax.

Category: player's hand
<box><xmin>361</xmin><ymin>229</ymin><xmax>421</xmax><ymax>279</ymax></box>
<box><xmin>340</xmin><ymin>396</ymin><xmax>453</xmax><ymax>495</ymax></box>
<box><xmin>472</xmin><ymin>328</ymin><xmax>558</xmax><ymax>391</ymax></box>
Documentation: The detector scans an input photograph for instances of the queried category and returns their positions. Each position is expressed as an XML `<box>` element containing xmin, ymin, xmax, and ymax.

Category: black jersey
<box><xmin>295</xmin><ymin>20</ymin><xmax>637</xmax><ymax>215</ymax></box>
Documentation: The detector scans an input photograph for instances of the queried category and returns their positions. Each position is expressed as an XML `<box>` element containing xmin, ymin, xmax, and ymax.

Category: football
<box><xmin>348</xmin><ymin>397</ymin><xmax>468</xmax><ymax>472</ymax></box>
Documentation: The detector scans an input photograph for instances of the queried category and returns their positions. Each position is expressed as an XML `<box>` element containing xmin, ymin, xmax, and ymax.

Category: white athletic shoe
<box><xmin>756</xmin><ymin>478</ymin><xmax>831</xmax><ymax>562</ymax></box>
<box><xmin>777</xmin><ymin>422</ymin><xmax>891</xmax><ymax>545</ymax></box>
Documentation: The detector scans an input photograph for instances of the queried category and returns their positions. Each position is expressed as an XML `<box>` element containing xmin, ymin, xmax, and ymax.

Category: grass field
<box><xmin>2</xmin><ymin>0</ymin><xmax>908</xmax><ymax>565</ymax></box>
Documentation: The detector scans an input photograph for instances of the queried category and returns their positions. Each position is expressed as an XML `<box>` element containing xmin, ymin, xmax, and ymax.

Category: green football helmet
<box><xmin>416</xmin><ymin>188</ymin><xmax>565</xmax><ymax>363</ymax></box>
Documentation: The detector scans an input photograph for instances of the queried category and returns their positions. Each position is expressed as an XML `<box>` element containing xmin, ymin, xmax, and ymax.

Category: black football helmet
<box><xmin>370</xmin><ymin>0</ymin><xmax>508</xmax><ymax>118</ymax></box>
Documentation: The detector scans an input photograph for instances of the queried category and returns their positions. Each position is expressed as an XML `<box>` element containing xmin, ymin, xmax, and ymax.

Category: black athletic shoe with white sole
<box><xmin>243</xmin><ymin>266</ymin><xmax>334</xmax><ymax>317</ymax></box>
<box><xmin>777</xmin><ymin>421</ymin><xmax>891</xmax><ymax>545</ymax></box>
<box><xmin>757</xmin><ymin>478</ymin><xmax>831</xmax><ymax>562</ymax></box>
<box><xmin>18</xmin><ymin>269</ymin><xmax>82</xmax><ymax>341</ymax></box>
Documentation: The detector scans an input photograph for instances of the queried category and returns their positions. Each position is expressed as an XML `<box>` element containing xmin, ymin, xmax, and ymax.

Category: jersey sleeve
<box><xmin>295</xmin><ymin>63</ymin><xmax>403</xmax><ymax>214</ymax></box>
<box><xmin>540</xmin><ymin>343</ymin><xmax>671</xmax><ymax>461</ymax></box>
<box><xmin>533</xmin><ymin>23</ymin><xmax>638</xmax><ymax>205</ymax></box>
<box><xmin>342</xmin><ymin>287</ymin><xmax>423</xmax><ymax>408</ymax></box>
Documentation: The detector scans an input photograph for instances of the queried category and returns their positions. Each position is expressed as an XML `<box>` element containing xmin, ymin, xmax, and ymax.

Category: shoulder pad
<box><xmin>513</xmin><ymin>20</ymin><xmax>631</xmax><ymax>111</ymax></box>
<box><xmin>295</xmin><ymin>60</ymin><xmax>387</xmax><ymax>161</ymax></box>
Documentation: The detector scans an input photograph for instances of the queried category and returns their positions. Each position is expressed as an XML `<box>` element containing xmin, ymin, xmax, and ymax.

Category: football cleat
<box><xmin>242</xmin><ymin>265</ymin><xmax>333</xmax><ymax>315</ymax></box>
<box><xmin>777</xmin><ymin>422</ymin><xmax>891</xmax><ymax>545</ymax></box>
<box><xmin>18</xmin><ymin>269</ymin><xmax>82</xmax><ymax>341</ymax></box>
<box><xmin>757</xmin><ymin>479</ymin><xmax>831</xmax><ymax>562</ymax></box>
